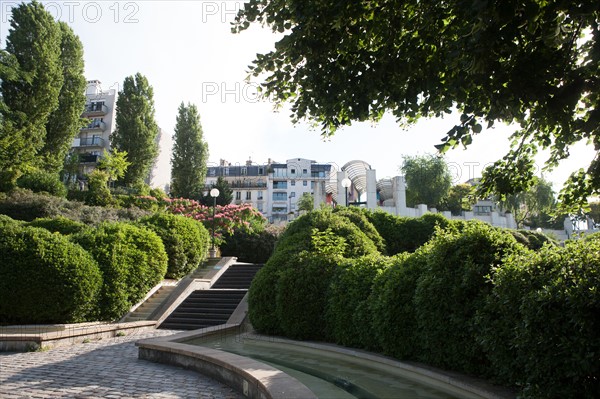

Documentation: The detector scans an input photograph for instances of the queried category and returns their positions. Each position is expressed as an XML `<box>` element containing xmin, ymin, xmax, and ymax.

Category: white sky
<box><xmin>0</xmin><ymin>1</ymin><xmax>595</xmax><ymax>191</ymax></box>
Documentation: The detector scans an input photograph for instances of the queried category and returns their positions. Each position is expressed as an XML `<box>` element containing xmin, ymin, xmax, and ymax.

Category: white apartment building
<box><xmin>71</xmin><ymin>80</ymin><xmax>117</xmax><ymax>177</ymax></box>
<box><xmin>206</xmin><ymin>158</ymin><xmax>334</xmax><ymax>222</ymax></box>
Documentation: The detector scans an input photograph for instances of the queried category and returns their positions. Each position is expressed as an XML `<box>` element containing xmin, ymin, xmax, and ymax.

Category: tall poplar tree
<box><xmin>112</xmin><ymin>73</ymin><xmax>159</xmax><ymax>187</ymax></box>
<box><xmin>170</xmin><ymin>102</ymin><xmax>209</xmax><ymax>199</ymax></box>
<box><xmin>41</xmin><ymin>22</ymin><xmax>87</xmax><ymax>173</ymax></box>
<box><xmin>0</xmin><ymin>1</ymin><xmax>63</xmax><ymax>187</ymax></box>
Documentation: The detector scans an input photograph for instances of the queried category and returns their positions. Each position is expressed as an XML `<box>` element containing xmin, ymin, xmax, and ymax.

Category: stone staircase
<box><xmin>121</xmin><ymin>284</ymin><xmax>178</xmax><ymax>323</ymax></box>
<box><xmin>159</xmin><ymin>263</ymin><xmax>263</xmax><ymax>330</ymax></box>
<box><xmin>121</xmin><ymin>263</ymin><xmax>217</xmax><ymax>323</ymax></box>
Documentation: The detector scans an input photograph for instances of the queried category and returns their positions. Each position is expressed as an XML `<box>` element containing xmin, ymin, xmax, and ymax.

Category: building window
<box><xmin>241</xmin><ymin>167</ymin><xmax>247</xmax><ymax>175</ymax></box>
<box><xmin>257</xmin><ymin>191</ymin><xmax>263</xmax><ymax>200</ymax></box>
<box><xmin>257</xmin><ymin>203</ymin><xmax>263</xmax><ymax>212</ymax></box>
<box><xmin>235</xmin><ymin>191</ymin><xmax>241</xmax><ymax>200</ymax></box>
<box><xmin>303</xmin><ymin>180</ymin><xmax>308</xmax><ymax>186</ymax></box>
<box><xmin>290</xmin><ymin>192</ymin><xmax>295</xmax><ymax>197</ymax></box>
<box><xmin>291</xmin><ymin>168</ymin><xmax>296</xmax><ymax>174</ymax></box>
<box><xmin>273</xmin><ymin>192</ymin><xmax>287</xmax><ymax>201</ymax></box>
<box><xmin>246</xmin><ymin>191</ymin><xmax>251</xmax><ymax>200</ymax></box>
<box><xmin>224</xmin><ymin>168</ymin><xmax>229</xmax><ymax>176</ymax></box>
<box><xmin>303</xmin><ymin>168</ymin><xmax>308</xmax><ymax>175</ymax></box>
<box><xmin>291</xmin><ymin>180</ymin><xmax>296</xmax><ymax>186</ymax></box>
<box><xmin>273</xmin><ymin>181</ymin><xmax>287</xmax><ymax>189</ymax></box>
<box><xmin>209</xmin><ymin>169</ymin><xmax>216</xmax><ymax>176</ymax></box>
<box><xmin>258</xmin><ymin>167</ymin><xmax>264</xmax><ymax>175</ymax></box>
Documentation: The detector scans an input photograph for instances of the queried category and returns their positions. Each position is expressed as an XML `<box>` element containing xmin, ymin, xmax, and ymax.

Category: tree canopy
<box><xmin>202</xmin><ymin>176</ymin><xmax>233</xmax><ymax>206</ymax></box>
<box><xmin>40</xmin><ymin>22</ymin><xmax>87</xmax><ymax>173</ymax></box>
<box><xmin>0</xmin><ymin>1</ymin><xmax>63</xmax><ymax>187</ymax></box>
<box><xmin>440</xmin><ymin>183</ymin><xmax>476</xmax><ymax>216</ymax></box>
<box><xmin>297</xmin><ymin>192</ymin><xmax>314</xmax><ymax>212</ymax></box>
<box><xmin>500</xmin><ymin>176</ymin><xmax>557</xmax><ymax>228</ymax></box>
<box><xmin>233</xmin><ymin>0</ymin><xmax>600</xmax><ymax>211</ymax></box>
<box><xmin>401</xmin><ymin>154</ymin><xmax>452</xmax><ymax>208</ymax></box>
<box><xmin>112</xmin><ymin>73</ymin><xmax>159</xmax><ymax>187</ymax></box>
<box><xmin>170</xmin><ymin>102</ymin><xmax>209</xmax><ymax>199</ymax></box>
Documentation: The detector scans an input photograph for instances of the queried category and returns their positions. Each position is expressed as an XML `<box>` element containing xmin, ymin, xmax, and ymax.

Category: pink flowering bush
<box><xmin>160</xmin><ymin>198</ymin><xmax>266</xmax><ymax>245</ymax></box>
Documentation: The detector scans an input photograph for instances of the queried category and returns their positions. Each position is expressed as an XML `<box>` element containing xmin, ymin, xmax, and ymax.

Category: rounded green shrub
<box><xmin>332</xmin><ymin>207</ymin><xmax>386</xmax><ymax>253</ymax></box>
<box><xmin>248</xmin><ymin>262</ymin><xmax>285</xmax><ymax>335</ymax></box>
<box><xmin>326</xmin><ymin>254</ymin><xmax>391</xmax><ymax>349</ymax></box>
<box><xmin>16</xmin><ymin>169</ymin><xmax>67</xmax><ymax>198</ymax></box>
<box><xmin>517</xmin><ymin>229</ymin><xmax>557</xmax><ymax>250</ymax></box>
<box><xmin>220</xmin><ymin>228</ymin><xmax>279</xmax><ymax>264</ymax></box>
<box><xmin>0</xmin><ymin>224</ymin><xmax>101</xmax><ymax>324</ymax></box>
<box><xmin>413</xmin><ymin>221</ymin><xmax>519</xmax><ymax>375</ymax></box>
<box><xmin>273</xmin><ymin>209</ymin><xmax>379</xmax><ymax>262</ymax></box>
<box><xmin>248</xmin><ymin>209</ymin><xmax>379</xmax><ymax>336</ymax></box>
<box><xmin>86</xmin><ymin>170</ymin><xmax>113</xmax><ymax>207</ymax></box>
<box><xmin>0</xmin><ymin>214</ymin><xmax>22</xmax><ymax>227</ymax></box>
<box><xmin>275</xmin><ymin>250</ymin><xmax>343</xmax><ymax>340</ymax></box>
<box><xmin>368</xmin><ymin>251</ymin><xmax>427</xmax><ymax>359</ymax></box>
<box><xmin>73</xmin><ymin>222</ymin><xmax>167</xmax><ymax>320</ymax></box>
<box><xmin>138</xmin><ymin>213</ymin><xmax>209</xmax><ymax>279</ymax></box>
<box><xmin>479</xmin><ymin>236</ymin><xmax>600</xmax><ymax>397</ymax></box>
<box><xmin>365</xmin><ymin>211</ymin><xmax>459</xmax><ymax>254</ymax></box>
<box><xmin>27</xmin><ymin>216</ymin><xmax>88</xmax><ymax>235</ymax></box>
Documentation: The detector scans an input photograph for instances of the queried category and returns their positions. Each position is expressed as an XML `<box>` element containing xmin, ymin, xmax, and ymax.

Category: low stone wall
<box><xmin>136</xmin><ymin>325</ymin><xmax>316</xmax><ymax>399</ymax></box>
<box><xmin>0</xmin><ymin>321</ymin><xmax>157</xmax><ymax>352</ymax></box>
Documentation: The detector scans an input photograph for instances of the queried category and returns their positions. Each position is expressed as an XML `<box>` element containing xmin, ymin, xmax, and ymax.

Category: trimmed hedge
<box><xmin>370</xmin><ymin>252</ymin><xmax>426</xmax><ymax>359</ymax></box>
<box><xmin>275</xmin><ymin>250</ymin><xmax>343</xmax><ymax>340</ymax></box>
<box><xmin>248</xmin><ymin>209</ymin><xmax>379</xmax><ymax>334</ymax></box>
<box><xmin>326</xmin><ymin>254</ymin><xmax>392</xmax><ymax>349</ymax></box>
<box><xmin>16</xmin><ymin>169</ymin><xmax>67</xmax><ymax>198</ymax></box>
<box><xmin>27</xmin><ymin>216</ymin><xmax>89</xmax><ymax>235</ymax></box>
<box><xmin>332</xmin><ymin>207</ymin><xmax>386</xmax><ymax>253</ymax></box>
<box><xmin>73</xmin><ymin>222</ymin><xmax>168</xmax><ymax>320</ymax></box>
<box><xmin>220</xmin><ymin>228</ymin><xmax>280</xmax><ymax>264</ymax></box>
<box><xmin>365</xmin><ymin>211</ymin><xmax>460</xmax><ymax>254</ymax></box>
<box><xmin>478</xmin><ymin>236</ymin><xmax>600</xmax><ymax>397</ymax></box>
<box><xmin>272</xmin><ymin>209</ymin><xmax>379</xmax><ymax>262</ymax></box>
<box><xmin>138</xmin><ymin>213</ymin><xmax>209</xmax><ymax>279</ymax></box>
<box><xmin>248</xmin><ymin>211</ymin><xmax>598</xmax><ymax>398</ymax></box>
<box><xmin>0</xmin><ymin>189</ymin><xmax>152</xmax><ymax>224</ymax></box>
<box><xmin>0</xmin><ymin>214</ymin><xmax>22</xmax><ymax>227</ymax></box>
<box><xmin>0</xmin><ymin>224</ymin><xmax>101</xmax><ymax>324</ymax></box>
<box><xmin>247</xmin><ymin>262</ymin><xmax>284</xmax><ymax>335</ymax></box>
<box><xmin>413</xmin><ymin>222</ymin><xmax>519</xmax><ymax>374</ymax></box>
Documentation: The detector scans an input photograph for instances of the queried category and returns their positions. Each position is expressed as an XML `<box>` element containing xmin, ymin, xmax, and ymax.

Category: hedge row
<box><xmin>248</xmin><ymin>209</ymin><xmax>382</xmax><ymax>336</ymax></box>
<box><xmin>219</xmin><ymin>226</ymin><xmax>282</xmax><ymax>264</ymax></box>
<box><xmin>138</xmin><ymin>213</ymin><xmax>209</xmax><ymax>279</ymax></box>
<box><xmin>0</xmin><ymin>189</ymin><xmax>152</xmax><ymax>224</ymax></box>
<box><xmin>0</xmin><ymin>223</ymin><xmax>102</xmax><ymax>324</ymax></box>
<box><xmin>250</xmin><ymin>210</ymin><xmax>597</xmax><ymax>398</ymax></box>
<box><xmin>0</xmin><ymin>212</ymin><xmax>211</xmax><ymax>323</ymax></box>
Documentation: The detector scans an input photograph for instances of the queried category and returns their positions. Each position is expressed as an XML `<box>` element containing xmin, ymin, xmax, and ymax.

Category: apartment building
<box><xmin>71</xmin><ymin>80</ymin><xmax>117</xmax><ymax>177</ymax></box>
<box><xmin>206</xmin><ymin>158</ymin><xmax>334</xmax><ymax>222</ymax></box>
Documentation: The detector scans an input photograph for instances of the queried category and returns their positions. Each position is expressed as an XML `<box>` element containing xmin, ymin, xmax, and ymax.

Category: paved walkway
<box><xmin>0</xmin><ymin>329</ymin><xmax>244</xmax><ymax>398</ymax></box>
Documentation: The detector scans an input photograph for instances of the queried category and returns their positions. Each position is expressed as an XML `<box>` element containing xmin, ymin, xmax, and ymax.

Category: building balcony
<box><xmin>81</xmin><ymin>121</ymin><xmax>106</xmax><ymax>132</ymax></box>
<box><xmin>74</xmin><ymin>137</ymin><xmax>105</xmax><ymax>148</ymax></box>
<box><xmin>82</xmin><ymin>104</ymin><xmax>108</xmax><ymax>117</ymax></box>
<box><xmin>79</xmin><ymin>154</ymin><xmax>101</xmax><ymax>164</ymax></box>
<box><xmin>230</xmin><ymin>180</ymin><xmax>267</xmax><ymax>189</ymax></box>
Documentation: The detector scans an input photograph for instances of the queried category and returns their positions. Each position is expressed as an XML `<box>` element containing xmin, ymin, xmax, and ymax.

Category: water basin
<box><xmin>185</xmin><ymin>332</ymin><xmax>486</xmax><ymax>399</ymax></box>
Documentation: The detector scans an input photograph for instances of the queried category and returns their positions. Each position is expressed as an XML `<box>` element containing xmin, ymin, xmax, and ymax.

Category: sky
<box><xmin>0</xmin><ymin>1</ymin><xmax>596</xmax><ymax>191</ymax></box>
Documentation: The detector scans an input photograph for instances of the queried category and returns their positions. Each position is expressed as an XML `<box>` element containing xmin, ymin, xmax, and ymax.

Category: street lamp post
<box><xmin>209</xmin><ymin>188</ymin><xmax>220</xmax><ymax>258</ymax></box>
<box><xmin>341</xmin><ymin>178</ymin><xmax>351</xmax><ymax>207</ymax></box>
